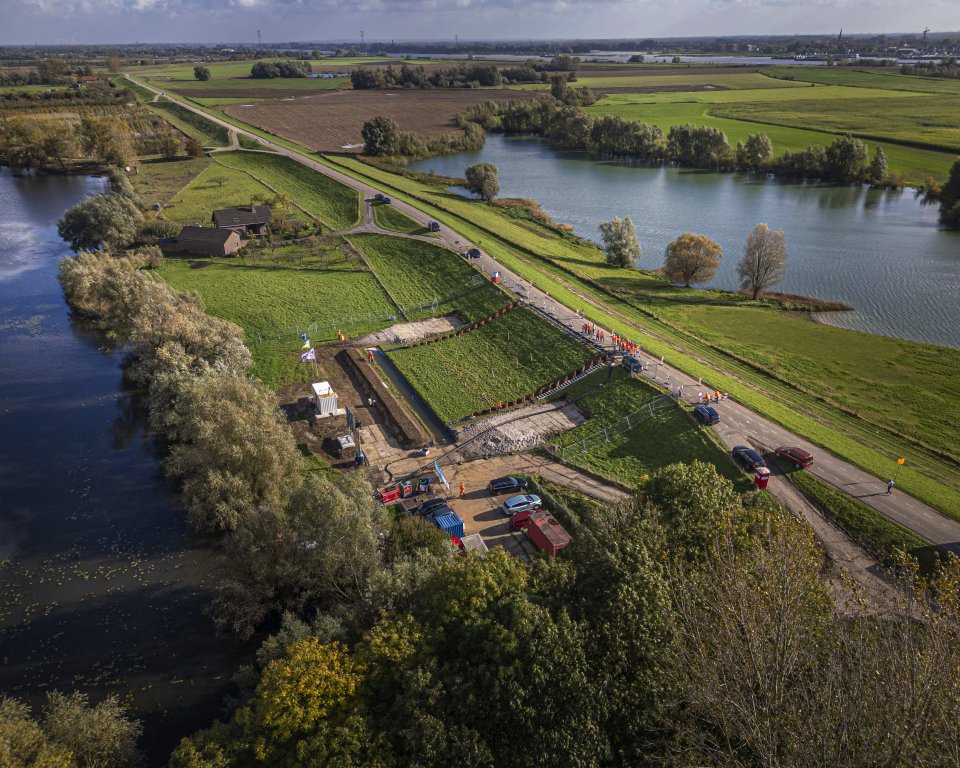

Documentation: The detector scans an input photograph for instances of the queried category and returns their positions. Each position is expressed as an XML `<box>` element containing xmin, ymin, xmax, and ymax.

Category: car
<box><xmin>428</xmin><ymin>221</ymin><xmax>441</xmax><ymax>232</ymax></box>
<box><xmin>501</xmin><ymin>494</ymin><xmax>542</xmax><ymax>517</ymax></box>
<box><xmin>776</xmin><ymin>446</ymin><xmax>814</xmax><ymax>468</ymax></box>
<box><xmin>732</xmin><ymin>445</ymin><xmax>766</xmax><ymax>471</ymax></box>
<box><xmin>467</xmin><ymin>248</ymin><xmax>482</xmax><ymax>259</ymax></box>
<box><xmin>414</xmin><ymin>497</ymin><xmax>448</xmax><ymax>517</ymax></box>
<box><xmin>509</xmin><ymin>508</ymin><xmax>541</xmax><ymax>531</ymax></box>
<box><xmin>489</xmin><ymin>476</ymin><xmax>529</xmax><ymax>495</ymax></box>
<box><xmin>693</xmin><ymin>405</ymin><xmax>720</xmax><ymax>425</ymax></box>
<box><xmin>373</xmin><ymin>193</ymin><xmax>391</xmax><ymax>203</ymax></box>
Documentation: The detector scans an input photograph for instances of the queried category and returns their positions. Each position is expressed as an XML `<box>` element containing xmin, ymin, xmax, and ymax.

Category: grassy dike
<box><xmin>130</xmin><ymin>79</ymin><xmax>960</xmax><ymax>520</ymax></box>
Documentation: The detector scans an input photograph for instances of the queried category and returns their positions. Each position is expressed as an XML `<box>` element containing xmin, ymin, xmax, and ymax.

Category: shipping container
<box><xmin>433</xmin><ymin>511</ymin><xmax>464</xmax><ymax>539</ymax></box>
<box><xmin>526</xmin><ymin>512</ymin><xmax>571</xmax><ymax>557</ymax></box>
<box><xmin>311</xmin><ymin>381</ymin><xmax>339</xmax><ymax>416</ymax></box>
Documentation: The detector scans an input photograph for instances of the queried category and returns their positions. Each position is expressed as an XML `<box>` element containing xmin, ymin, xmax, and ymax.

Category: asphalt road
<box><xmin>132</xmin><ymin>76</ymin><xmax>960</xmax><ymax>553</ymax></box>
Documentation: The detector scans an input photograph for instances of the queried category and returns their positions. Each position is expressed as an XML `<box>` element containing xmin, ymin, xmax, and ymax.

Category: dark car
<box><xmin>414</xmin><ymin>497</ymin><xmax>448</xmax><ymax>517</ymax></box>
<box><xmin>424</xmin><ymin>505</ymin><xmax>455</xmax><ymax>522</ymax></box>
<box><xmin>732</xmin><ymin>445</ymin><xmax>766</xmax><ymax>471</ymax></box>
<box><xmin>428</xmin><ymin>221</ymin><xmax>441</xmax><ymax>232</ymax></box>
<box><xmin>693</xmin><ymin>405</ymin><xmax>720</xmax><ymax>425</ymax></box>
<box><xmin>373</xmin><ymin>193</ymin><xmax>391</xmax><ymax>203</ymax></box>
<box><xmin>467</xmin><ymin>248</ymin><xmax>482</xmax><ymax>259</ymax></box>
<box><xmin>489</xmin><ymin>476</ymin><xmax>529</xmax><ymax>495</ymax></box>
<box><xmin>776</xmin><ymin>446</ymin><xmax>814</xmax><ymax>468</ymax></box>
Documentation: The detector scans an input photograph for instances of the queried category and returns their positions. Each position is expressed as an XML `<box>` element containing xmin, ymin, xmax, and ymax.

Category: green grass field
<box><xmin>554</xmin><ymin>367</ymin><xmax>745</xmax><ymax>488</ymax></box>
<box><xmin>387</xmin><ymin>307</ymin><xmax>594</xmax><ymax>424</ymax></box>
<box><xmin>348</xmin><ymin>233</ymin><xmax>506</xmax><ymax>321</ymax></box>
<box><xmin>214</xmin><ymin>151</ymin><xmax>360</xmax><ymax>229</ymax></box>
<box><xmin>766</xmin><ymin>66</ymin><xmax>960</xmax><ymax>95</ymax></box>
<box><xmin>149</xmin><ymin>99</ymin><xmax>230</xmax><ymax>146</ymax></box>
<box><xmin>513</xmin><ymin>71</ymin><xmax>812</xmax><ymax>92</ymax></box>
<box><xmin>158</xmin><ymin>241</ymin><xmax>399</xmax><ymax>386</ymax></box>
<box><xmin>317</xmin><ymin>153</ymin><xmax>960</xmax><ymax>519</ymax></box>
<box><xmin>587</xmin><ymin>90</ymin><xmax>957</xmax><ymax>182</ymax></box>
<box><xmin>130</xmin><ymin>156</ymin><xmax>213</xmax><ymax>206</ymax></box>
<box><xmin>371</xmin><ymin>201</ymin><xmax>429</xmax><ymax>234</ymax></box>
<box><xmin>164</xmin><ymin>162</ymin><xmax>276</xmax><ymax>224</ymax></box>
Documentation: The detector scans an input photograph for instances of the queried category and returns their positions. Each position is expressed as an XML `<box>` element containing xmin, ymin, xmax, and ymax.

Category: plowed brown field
<box><xmin>224</xmin><ymin>88</ymin><xmax>539</xmax><ymax>152</ymax></box>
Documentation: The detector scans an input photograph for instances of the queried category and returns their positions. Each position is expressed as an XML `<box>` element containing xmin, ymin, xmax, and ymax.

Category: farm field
<box><xmin>318</xmin><ymin>153</ymin><xmax>960</xmax><ymax>517</ymax></box>
<box><xmin>149</xmin><ymin>99</ymin><xmax>230</xmax><ymax>146</ymax></box>
<box><xmin>371</xmin><ymin>201</ymin><xmax>428</xmax><ymax>234</ymax></box>
<box><xmin>223</xmin><ymin>88</ymin><xmax>539</xmax><ymax>152</ymax></box>
<box><xmin>766</xmin><ymin>66</ymin><xmax>960</xmax><ymax>95</ymax></box>
<box><xmin>163</xmin><ymin>161</ymin><xmax>277</xmax><ymax>224</ymax></box>
<box><xmin>214</xmin><ymin>151</ymin><xmax>360</xmax><ymax>229</ymax></box>
<box><xmin>513</xmin><ymin>71</ymin><xmax>811</xmax><ymax>92</ymax></box>
<box><xmin>586</xmin><ymin>92</ymin><xmax>957</xmax><ymax>181</ymax></box>
<box><xmin>348</xmin><ymin>233</ymin><xmax>507</xmax><ymax>321</ymax></box>
<box><xmin>157</xmin><ymin>240</ymin><xmax>399</xmax><ymax>386</ymax></box>
<box><xmin>554</xmin><ymin>368</ymin><xmax>745</xmax><ymax>488</ymax></box>
<box><xmin>387</xmin><ymin>307</ymin><xmax>594</xmax><ymax>424</ymax></box>
<box><xmin>130</xmin><ymin>156</ymin><xmax>212</xmax><ymax>206</ymax></box>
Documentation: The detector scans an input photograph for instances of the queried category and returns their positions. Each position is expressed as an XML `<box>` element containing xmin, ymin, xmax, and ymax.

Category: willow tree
<box><xmin>737</xmin><ymin>223</ymin><xmax>787</xmax><ymax>299</ymax></box>
<box><xmin>663</xmin><ymin>233</ymin><xmax>722</xmax><ymax>287</ymax></box>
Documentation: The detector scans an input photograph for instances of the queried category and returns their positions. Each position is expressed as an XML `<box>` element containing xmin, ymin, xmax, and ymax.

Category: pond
<box><xmin>410</xmin><ymin>134</ymin><xmax>960</xmax><ymax>348</ymax></box>
<box><xmin>0</xmin><ymin>168</ymin><xmax>247</xmax><ymax>766</ymax></box>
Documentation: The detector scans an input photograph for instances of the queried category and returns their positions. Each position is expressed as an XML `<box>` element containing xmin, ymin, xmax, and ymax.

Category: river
<box><xmin>410</xmin><ymin>134</ymin><xmax>960</xmax><ymax>348</ymax></box>
<box><xmin>0</xmin><ymin>168</ymin><xmax>247</xmax><ymax>765</ymax></box>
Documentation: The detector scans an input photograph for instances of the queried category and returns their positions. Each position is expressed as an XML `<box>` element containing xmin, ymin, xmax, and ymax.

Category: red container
<box><xmin>526</xmin><ymin>512</ymin><xmax>571</xmax><ymax>558</ymax></box>
<box><xmin>754</xmin><ymin>467</ymin><xmax>771</xmax><ymax>490</ymax></box>
<box><xmin>379</xmin><ymin>486</ymin><xmax>401</xmax><ymax>504</ymax></box>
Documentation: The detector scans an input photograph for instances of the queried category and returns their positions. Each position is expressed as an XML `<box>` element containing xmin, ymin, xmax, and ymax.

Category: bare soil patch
<box><xmin>354</xmin><ymin>315</ymin><xmax>464</xmax><ymax>347</ymax></box>
<box><xmin>224</xmin><ymin>89</ymin><xmax>540</xmax><ymax>152</ymax></box>
<box><xmin>455</xmin><ymin>400</ymin><xmax>586</xmax><ymax>460</ymax></box>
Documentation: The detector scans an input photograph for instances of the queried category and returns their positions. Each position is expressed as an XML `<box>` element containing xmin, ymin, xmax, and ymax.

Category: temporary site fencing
<box><xmin>246</xmin><ymin>273</ymin><xmax>490</xmax><ymax>346</ymax></box>
<box><xmin>557</xmin><ymin>394</ymin><xmax>676</xmax><ymax>461</ymax></box>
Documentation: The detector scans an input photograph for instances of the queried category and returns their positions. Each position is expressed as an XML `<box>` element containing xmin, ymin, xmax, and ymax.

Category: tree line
<box><xmin>901</xmin><ymin>57</ymin><xmax>960</xmax><ymax>79</ymax></box>
<box><xmin>360</xmin><ymin>114</ymin><xmax>486</xmax><ymax>161</ymax></box>
<box><xmin>250</xmin><ymin>60</ymin><xmax>313</xmax><ymax>79</ymax></box>
<box><xmin>165</xmin><ymin>459</ymin><xmax>960</xmax><ymax>768</ymax></box>
<box><xmin>491</xmin><ymin>96</ymin><xmax>895</xmax><ymax>185</ymax></box>
<box><xmin>350</xmin><ymin>55</ymin><xmax>582</xmax><ymax>90</ymax></box>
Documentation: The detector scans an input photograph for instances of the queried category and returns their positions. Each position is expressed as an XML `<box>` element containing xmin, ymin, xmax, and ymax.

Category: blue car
<box><xmin>732</xmin><ymin>445</ymin><xmax>766</xmax><ymax>471</ymax></box>
<box><xmin>693</xmin><ymin>405</ymin><xmax>720</xmax><ymax>425</ymax></box>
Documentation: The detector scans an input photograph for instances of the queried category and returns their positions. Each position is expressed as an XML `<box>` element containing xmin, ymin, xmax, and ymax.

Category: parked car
<box><xmin>424</xmin><ymin>505</ymin><xmax>455</xmax><ymax>522</ymax></box>
<box><xmin>509</xmin><ymin>508</ymin><xmax>540</xmax><ymax>531</ymax></box>
<box><xmin>489</xmin><ymin>476</ymin><xmax>529</xmax><ymax>495</ymax></box>
<box><xmin>428</xmin><ymin>221</ymin><xmax>441</xmax><ymax>232</ymax></box>
<box><xmin>373</xmin><ymin>193</ymin><xmax>391</xmax><ymax>203</ymax></box>
<box><xmin>414</xmin><ymin>497</ymin><xmax>448</xmax><ymax>517</ymax></box>
<box><xmin>467</xmin><ymin>248</ymin><xmax>482</xmax><ymax>259</ymax></box>
<box><xmin>732</xmin><ymin>445</ymin><xmax>766</xmax><ymax>471</ymax></box>
<box><xmin>693</xmin><ymin>405</ymin><xmax>720</xmax><ymax>425</ymax></box>
<box><xmin>502</xmin><ymin>494</ymin><xmax>542</xmax><ymax>516</ymax></box>
<box><xmin>776</xmin><ymin>446</ymin><xmax>814</xmax><ymax>468</ymax></box>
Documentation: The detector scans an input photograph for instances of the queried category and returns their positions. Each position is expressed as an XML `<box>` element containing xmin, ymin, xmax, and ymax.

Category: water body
<box><xmin>411</xmin><ymin>135</ymin><xmax>960</xmax><ymax>348</ymax></box>
<box><xmin>0</xmin><ymin>168</ymin><xmax>247</xmax><ymax>765</ymax></box>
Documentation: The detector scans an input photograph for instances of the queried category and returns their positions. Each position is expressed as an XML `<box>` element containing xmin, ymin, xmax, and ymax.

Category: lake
<box><xmin>410</xmin><ymin>134</ymin><xmax>960</xmax><ymax>348</ymax></box>
<box><xmin>0</xmin><ymin>168</ymin><xmax>247</xmax><ymax>765</ymax></box>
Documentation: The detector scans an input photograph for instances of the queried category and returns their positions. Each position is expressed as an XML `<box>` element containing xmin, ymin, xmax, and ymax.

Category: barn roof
<box><xmin>212</xmin><ymin>205</ymin><xmax>272</xmax><ymax>228</ymax></box>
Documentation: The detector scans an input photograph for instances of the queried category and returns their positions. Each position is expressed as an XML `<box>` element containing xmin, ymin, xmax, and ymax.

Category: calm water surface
<box><xmin>411</xmin><ymin>135</ymin><xmax>960</xmax><ymax>348</ymax></box>
<box><xmin>0</xmin><ymin>169</ymin><xmax>247</xmax><ymax>765</ymax></box>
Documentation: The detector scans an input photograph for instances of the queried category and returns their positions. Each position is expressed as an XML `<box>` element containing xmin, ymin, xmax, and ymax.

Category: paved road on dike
<box><xmin>133</xmin><ymin>76</ymin><xmax>960</xmax><ymax>554</ymax></box>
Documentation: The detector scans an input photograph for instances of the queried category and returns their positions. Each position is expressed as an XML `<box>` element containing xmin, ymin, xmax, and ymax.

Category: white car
<box><xmin>501</xmin><ymin>494</ymin><xmax>542</xmax><ymax>516</ymax></box>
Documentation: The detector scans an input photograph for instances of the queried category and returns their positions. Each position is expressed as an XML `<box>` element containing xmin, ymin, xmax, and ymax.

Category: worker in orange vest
<box><xmin>459</xmin><ymin>484</ymin><xmax>465</xmax><ymax>499</ymax></box>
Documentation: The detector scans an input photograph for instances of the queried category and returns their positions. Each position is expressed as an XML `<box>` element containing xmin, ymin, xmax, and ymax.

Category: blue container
<box><xmin>433</xmin><ymin>512</ymin><xmax>464</xmax><ymax>539</ymax></box>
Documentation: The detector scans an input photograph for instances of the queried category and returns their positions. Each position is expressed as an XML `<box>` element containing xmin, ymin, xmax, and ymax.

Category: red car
<box><xmin>510</xmin><ymin>508</ymin><xmax>541</xmax><ymax>532</ymax></box>
<box><xmin>776</xmin><ymin>446</ymin><xmax>814</xmax><ymax>468</ymax></box>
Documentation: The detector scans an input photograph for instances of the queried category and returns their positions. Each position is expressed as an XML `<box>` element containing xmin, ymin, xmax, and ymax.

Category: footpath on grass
<box><xmin>129</xmin><ymin>75</ymin><xmax>960</xmax><ymax>555</ymax></box>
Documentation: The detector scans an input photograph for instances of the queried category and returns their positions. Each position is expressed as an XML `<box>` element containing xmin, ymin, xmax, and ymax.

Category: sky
<box><xmin>2</xmin><ymin>0</ymin><xmax>958</xmax><ymax>45</ymax></box>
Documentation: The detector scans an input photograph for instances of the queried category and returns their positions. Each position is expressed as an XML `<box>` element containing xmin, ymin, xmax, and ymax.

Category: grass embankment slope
<box><xmin>213</xmin><ymin>151</ymin><xmax>360</xmax><ymax>230</ymax></box>
<box><xmin>387</xmin><ymin>307</ymin><xmax>594</xmax><ymax>424</ymax></box>
<box><xmin>555</xmin><ymin>367</ymin><xmax>746</xmax><ymax>489</ymax></box>
<box><xmin>315</xmin><ymin>153</ymin><xmax>960</xmax><ymax>520</ymax></box>
<box><xmin>149</xmin><ymin>99</ymin><xmax>230</xmax><ymax>146</ymax></box>
<box><xmin>162</xmin><ymin>162</ymin><xmax>277</xmax><ymax>224</ymax></box>
<box><xmin>371</xmin><ymin>201</ymin><xmax>429</xmax><ymax>235</ymax></box>
<box><xmin>349</xmin><ymin>234</ymin><xmax>506</xmax><ymax>321</ymax></box>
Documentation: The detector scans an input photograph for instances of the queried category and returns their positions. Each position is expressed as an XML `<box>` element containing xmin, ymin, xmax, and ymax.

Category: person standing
<box><xmin>459</xmin><ymin>483</ymin><xmax>466</xmax><ymax>499</ymax></box>
<box><xmin>887</xmin><ymin>479</ymin><xmax>895</xmax><ymax>495</ymax></box>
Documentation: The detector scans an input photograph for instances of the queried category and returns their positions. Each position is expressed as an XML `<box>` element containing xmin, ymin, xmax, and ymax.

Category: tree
<box><xmin>867</xmin><ymin>146</ymin><xmax>888</xmax><ymax>186</ymax></box>
<box><xmin>361</xmin><ymin>116</ymin><xmax>401</xmax><ymax>156</ymax></box>
<box><xmin>41</xmin><ymin>692</ymin><xmax>141</xmax><ymax>768</ymax></box>
<box><xmin>105</xmin><ymin>56</ymin><xmax>123</xmax><ymax>73</ymax></box>
<box><xmin>157</xmin><ymin>132</ymin><xmax>181</xmax><ymax>160</ymax></box>
<box><xmin>184</xmin><ymin>137</ymin><xmax>205</xmax><ymax>159</ymax></box>
<box><xmin>662</xmin><ymin>233</ymin><xmax>723</xmax><ymax>287</ymax></box>
<box><xmin>209</xmin><ymin>175</ymin><xmax>228</xmax><ymax>188</ymax></box>
<box><xmin>824</xmin><ymin>134</ymin><xmax>869</xmax><ymax>183</ymax></box>
<box><xmin>735</xmin><ymin>132</ymin><xmax>773</xmax><ymax>170</ymax></box>
<box><xmin>737</xmin><ymin>223</ymin><xmax>787</xmax><ymax>299</ymax></box>
<box><xmin>598</xmin><ymin>216</ymin><xmax>641</xmax><ymax>267</ymax></box>
<box><xmin>464</xmin><ymin>162</ymin><xmax>500</xmax><ymax>201</ymax></box>
<box><xmin>58</xmin><ymin>192</ymin><xmax>143</xmax><ymax>251</ymax></box>
<box><xmin>194</xmin><ymin>65</ymin><xmax>211</xmax><ymax>81</ymax></box>
<box><xmin>936</xmin><ymin>158</ymin><xmax>960</xmax><ymax>228</ymax></box>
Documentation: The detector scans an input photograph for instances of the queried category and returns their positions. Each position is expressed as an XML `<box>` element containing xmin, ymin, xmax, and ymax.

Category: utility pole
<box><xmin>360</xmin><ymin>30</ymin><xmax>365</xmax><ymax>46</ymax></box>
<box><xmin>257</xmin><ymin>29</ymin><xmax>262</xmax><ymax>46</ymax></box>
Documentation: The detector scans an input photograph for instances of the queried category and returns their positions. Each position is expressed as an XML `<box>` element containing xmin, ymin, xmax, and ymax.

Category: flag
<box><xmin>897</xmin><ymin>457</ymin><xmax>906</xmax><ymax>465</ymax></box>
<box><xmin>301</xmin><ymin>348</ymin><xmax>316</xmax><ymax>362</ymax></box>
<box><xmin>434</xmin><ymin>460</ymin><xmax>450</xmax><ymax>492</ymax></box>
<box><xmin>301</xmin><ymin>340</ymin><xmax>311</xmax><ymax>349</ymax></box>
